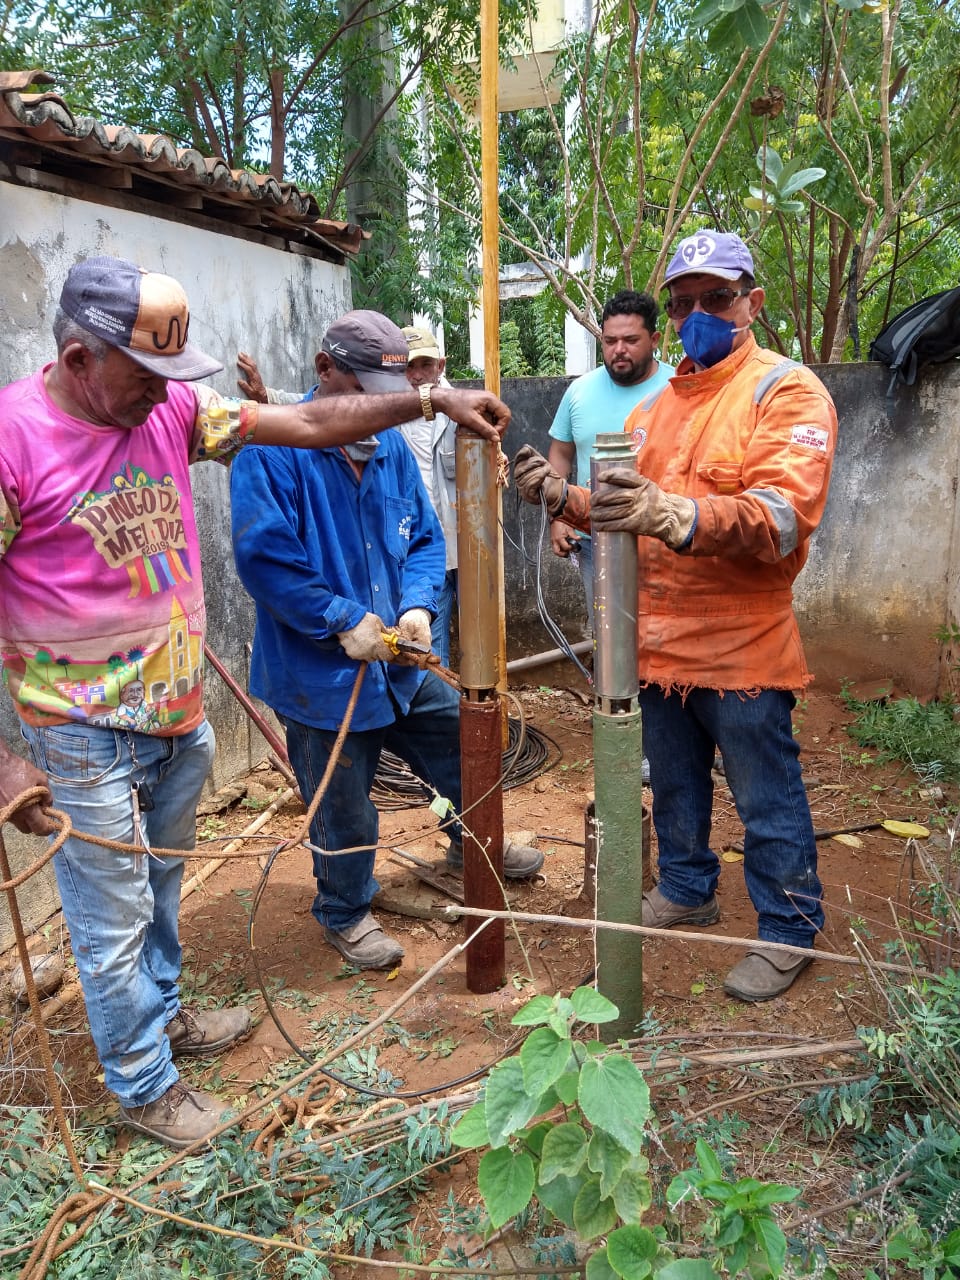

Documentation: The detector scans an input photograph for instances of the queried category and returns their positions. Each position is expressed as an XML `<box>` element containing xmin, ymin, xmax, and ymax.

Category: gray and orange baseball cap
<box><xmin>59</xmin><ymin>256</ymin><xmax>223</xmax><ymax>381</ymax></box>
<box><xmin>321</xmin><ymin>310</ymin><xmax>410</xmax><ymax>392</ymax></box>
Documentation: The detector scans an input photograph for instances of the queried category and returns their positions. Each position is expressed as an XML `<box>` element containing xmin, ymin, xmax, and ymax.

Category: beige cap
<box><xmin>403</xmin><ymin>324</ymin><xmax>442</xmax><ymax>362</ymax></box>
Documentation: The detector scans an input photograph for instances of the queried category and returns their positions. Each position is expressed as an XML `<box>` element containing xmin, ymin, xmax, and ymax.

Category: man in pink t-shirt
<box><xmin>0</xmin><ymin>256</ymin><xmax>511</xmax><ymax>1150</ymax></box>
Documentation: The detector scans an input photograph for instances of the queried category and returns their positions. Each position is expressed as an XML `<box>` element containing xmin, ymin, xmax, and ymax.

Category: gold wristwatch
<box><xmin>418</xmin><ymin>382</ymin><xmax>436</xmax><ymax>421</ymax></box>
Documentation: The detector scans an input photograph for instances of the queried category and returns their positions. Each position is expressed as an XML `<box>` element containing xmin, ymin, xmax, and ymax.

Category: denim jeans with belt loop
<box><xmin>638</xmin><ymin>686</ymin><xmax>823</xmax><ymax>947</ymax></box>
<box><xmin>283</xmin><ymin>670</ymin><xmax>463</xmax><ymax>933</ymax></box>
<box><xmin>431</xmin><ymin>569</ymin><xmax>459</xmax><ymax>668</ymax></box>
<box><xmin>21</xmin><ymin>719</ymin><xmax>215</xmax><ymax>1108</ymax></box>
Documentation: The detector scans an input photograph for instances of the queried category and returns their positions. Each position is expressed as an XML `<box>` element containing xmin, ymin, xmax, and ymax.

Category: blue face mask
<box><xmin>680</xmin><ymin>311</ymin><xmax>745</xmax><ymax>368</ymax></box>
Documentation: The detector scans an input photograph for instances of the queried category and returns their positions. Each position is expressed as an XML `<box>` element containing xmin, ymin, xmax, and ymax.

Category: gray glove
<box><xmin>592</xmin><ymin>469</ymin><xmax>696</xmax><ymax>550</ymax></box>
<box><xmin>397</xmin><ymin>608</ymin><xmax>432</xmax><ymax>650</ymax></box>
<box><xmin>337</xmin><ymin>612</ymin><xmax>394</xmax><ymax>663</ymax></box>
<box><xmin>512</xmin><ymin>445</ymin><xmax>568</xmax><ymax>518</ymax></box>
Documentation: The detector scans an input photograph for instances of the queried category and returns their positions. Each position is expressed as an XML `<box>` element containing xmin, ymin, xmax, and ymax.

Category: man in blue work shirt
<box><xmin>230</xmin><ymin>311</ymin><xmax>543</xmax><ymax>970</ymax></box>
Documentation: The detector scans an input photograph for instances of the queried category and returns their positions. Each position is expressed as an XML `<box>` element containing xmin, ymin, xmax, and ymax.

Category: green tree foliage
<box><xmin>429</xmin><ymin>0</ymin><xmax>960</xmax><ymax>363</ymax></box>
<box><xmin>6</xmin><ymin>0</ymin><xmax>958</xmax><ymax>366</ymax></box>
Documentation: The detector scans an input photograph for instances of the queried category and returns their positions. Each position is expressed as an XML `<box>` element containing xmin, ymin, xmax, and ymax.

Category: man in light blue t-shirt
<box><xmin>548</xmin><ymin>290</ymin><xmax>674</xmax><ymax>637</ymax></box>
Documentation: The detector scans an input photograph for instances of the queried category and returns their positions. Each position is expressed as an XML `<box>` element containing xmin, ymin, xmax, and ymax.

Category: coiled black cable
<box><xmin>372</xmin><ymin>715</ymin><xmax>561</xmax><ymax>809</ymax></box>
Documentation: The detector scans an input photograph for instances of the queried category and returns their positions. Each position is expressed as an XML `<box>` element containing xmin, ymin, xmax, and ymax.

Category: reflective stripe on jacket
<box><xmin>563</xmin><ymin>334</ymin><xmax>837</xmax><ymax>693</ymax></box>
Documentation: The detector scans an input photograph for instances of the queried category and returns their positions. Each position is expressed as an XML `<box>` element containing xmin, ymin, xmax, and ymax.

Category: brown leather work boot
<box><xmin>166</xmin><ymin>1005</ymin><xmax>252</xmax><ymax>1058</ymax></box>
<box><xmin>445</xmin><ymin>837</ymin><xmax>544</xmax><ymax>880</ymax></box>
<box><xmin>324</xmin><ymin>912</ymin><xmax>404</xmax><ymax>970</ymax></box>
<box><xmin>723</xmin><ymin>948</ymin><xmax>813</xmax><ymax>1002</ymax></box>
<box><xmin>120</xmin><ymin>1081</ymin><xmax>233</xmax><ymax>1149</ymax></box>
<box><xmin>641</xmin><ymin>884</ymin><xmax>720</xmax><ymax>928</ymax></box>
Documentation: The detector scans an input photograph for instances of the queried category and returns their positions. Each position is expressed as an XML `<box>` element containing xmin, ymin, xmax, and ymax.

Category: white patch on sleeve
<box><xmin>790</xmin><ymin>424</ymin><xmax>829</xmax><ymax>452</ymax></box>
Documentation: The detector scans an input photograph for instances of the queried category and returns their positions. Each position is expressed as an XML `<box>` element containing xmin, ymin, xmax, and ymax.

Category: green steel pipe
<box><xmin>593</xmin><ymin>707</ymin><xmax>645</xmax><ymax>1038</ymax></box>
<box><xmin>590</xmin><ymin>432</ymin><xmax>644</xmax><ymax>1039</ymax></box>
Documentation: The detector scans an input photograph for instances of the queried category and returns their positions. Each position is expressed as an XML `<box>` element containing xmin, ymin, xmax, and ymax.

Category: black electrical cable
<box><xmin>372</xmin><ymin>714</ymin><xmax>561</xmax><ymax>809</ymax></box>
<box><xmin>507</xmin><ymin>488</ymin><xmax>593</xmax><ymax>684</ymax></box>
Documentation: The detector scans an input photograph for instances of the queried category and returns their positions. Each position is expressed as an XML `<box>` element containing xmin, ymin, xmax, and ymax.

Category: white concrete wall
<box><xmin>0</xmin><ymin>185</ymin><xmax>351</xmax><ymax>397</ymax></box>
<box><xmin>0</xmin><ymin>184</ymin><xmax>352</xmax><ymax>945</ymax></box>
<box><xmin>797</xmin><ymin>361</ymin><xmax>960</xmax><ymax>695</ymax></box>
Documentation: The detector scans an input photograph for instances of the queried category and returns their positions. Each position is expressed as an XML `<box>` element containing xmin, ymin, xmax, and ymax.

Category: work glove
<box><xmin>592</xmin><ymin>469</ymin><xmax>697</xmax><ymax>550</ymax></box>
<box><xmin>337</xmin><ymin>612</ymin><xmax>395</xmax><ymax>663</ymax></box>
<box><xmin>397</xmin><ymin>608</ymin><xmax>432</xmax><ymax>651</ymax></box>
<box><xmin>512</xmin><ymin>445</ymin><xmax>568</xmax><ymax>518</ymax></box>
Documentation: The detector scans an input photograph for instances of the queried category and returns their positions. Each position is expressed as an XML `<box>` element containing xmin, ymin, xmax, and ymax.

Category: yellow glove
<box><xmin>592</xmin><ymin>469</ymin><xmax>696</xmax><ymax>550</ymax></box>
<box><xmin>512</xmin><ymin>445</ymin><xmax>568</xmax><ymax>518</ymax></box>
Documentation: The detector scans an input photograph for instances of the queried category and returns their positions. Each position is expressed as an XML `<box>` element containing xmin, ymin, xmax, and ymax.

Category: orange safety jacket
<box><xmin>562</xmin><ymin>334</ymin><xmax>837</xmax><ymax>693</ymax></box>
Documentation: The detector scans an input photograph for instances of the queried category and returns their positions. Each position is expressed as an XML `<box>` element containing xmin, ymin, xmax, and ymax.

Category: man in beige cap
<box><xmin>398</xmin><ymin>325</ymin><xmax>459</xmax><ymax>665</ymax></box>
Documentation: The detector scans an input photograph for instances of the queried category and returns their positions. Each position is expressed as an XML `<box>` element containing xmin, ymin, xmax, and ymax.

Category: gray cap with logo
<box><xmin>321</xmin><ymin>310</ymin><xmax>410</xmax><ymax>392</ymax></box>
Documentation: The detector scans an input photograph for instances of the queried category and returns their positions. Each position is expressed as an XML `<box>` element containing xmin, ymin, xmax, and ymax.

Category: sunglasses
<box><xmin>664</xmin><ymin>287</ymin><xmax>752</xmax><ymax>321</ymax></box>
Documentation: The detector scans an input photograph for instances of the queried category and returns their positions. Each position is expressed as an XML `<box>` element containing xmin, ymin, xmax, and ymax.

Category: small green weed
<box><xmin>0</xmin><ymin>1074</ymin><xmax>455</xmax><ymax>1276</ymax></box>
<box><xmin>197</xmin><ymin>815</ymin><xmax>226</xmax><ymax>841</ymax></box>
<box><xmin>451</xmin><ymin>985</ymin><xmax>801</xmax><ymax>1277</ymax></box>
<box><xmin>840</xmin><ymin>684</ymin><xmax>960</xmax><ymax>785</ymax></box>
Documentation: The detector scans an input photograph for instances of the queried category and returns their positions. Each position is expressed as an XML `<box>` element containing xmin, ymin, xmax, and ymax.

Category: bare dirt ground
<box><xmin>3</xmin><ymin>669</ymin><xmax>953</xmax><ymax>1272</ymax></box>
<box><xmin>177</xmin><ymin>673</ymin><xmax>943</xmax><ymax>1077</ymax></box>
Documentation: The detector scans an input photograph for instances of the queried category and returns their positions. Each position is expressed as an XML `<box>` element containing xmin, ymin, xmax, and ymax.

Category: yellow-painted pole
<box><xmin>479</xmin><ymin>0</ymin><xmax>509</xmax><ymax>741</ymax></box>
<box><xmin>480</xmin><ymin>0</ymin><xmax>499</xmax><ymax>398</ymax></box>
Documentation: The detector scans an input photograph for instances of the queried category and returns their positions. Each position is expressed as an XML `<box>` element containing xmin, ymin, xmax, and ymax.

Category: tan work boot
<box><xmin>641</xmin><ymin>884</ymin><xmax>720</xmax><ymax>928</ymax></box>
<box><xmin>445</xmin><ymin>837</ymin><xmax>544</xmax><ymax>880</ymax></box>
<box><xmin>324</xmin><ymin>912</ymin><xmax>404</xmax><ymax>969</ymax></box>
<box><xmin>723</xmin><ymin>948</ymin><xmax>812</xmax><ymax>1002</ymax></box>
<box><xmin>166</xmin><ymin>1005</ymin><xmax>252</xmax><ymax>1058</ymax></box>
<box><xmin>120</xmin><ymin>1081</ymin><xmax>233</xmax><ymax>1149</ymax></box>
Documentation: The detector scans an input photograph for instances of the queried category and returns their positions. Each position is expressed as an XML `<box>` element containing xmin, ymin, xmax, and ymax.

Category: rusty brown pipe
<box><xmin>203</xmin><ymin>642</ymin><xmax>290</xmax><ymax>766</ymax></box>
<box><xmin>456</xmin><ymin>430</ymin><xmax>506</xmax><ymax>993</ymax></box>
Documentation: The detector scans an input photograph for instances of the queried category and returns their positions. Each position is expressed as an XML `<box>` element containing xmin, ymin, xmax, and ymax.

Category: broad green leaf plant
<box><xmin>451</xmin><ymin>986</ymin><xmax>801</xmax><ymax>1278</ymax></box>
<box><xmin>746</xmin><ymin>147</ymin><xmax>827</xmax><ymax>223</ymax></box>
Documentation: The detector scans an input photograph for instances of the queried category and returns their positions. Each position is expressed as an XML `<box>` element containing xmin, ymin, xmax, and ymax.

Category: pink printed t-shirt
<box><xmin>0</xmin><ymin>369</ymin><xmax>256</xmax><ymax>736</ymax></box>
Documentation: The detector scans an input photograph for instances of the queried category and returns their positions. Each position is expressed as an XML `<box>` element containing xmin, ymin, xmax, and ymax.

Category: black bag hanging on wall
<box><xmin>869</xmin><ymin>286</ymin><xmax>960</xmax><ymax>396</ymax></box>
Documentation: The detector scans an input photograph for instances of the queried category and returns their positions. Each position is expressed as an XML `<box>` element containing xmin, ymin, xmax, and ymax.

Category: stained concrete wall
<box><xmin>0</xmin><ymin>184</ymin><xmax>352</xmax><ymax>944</ymax></box>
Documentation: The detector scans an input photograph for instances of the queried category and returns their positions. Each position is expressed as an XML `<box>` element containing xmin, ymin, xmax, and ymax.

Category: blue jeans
<box><xmin>431</xmin><ymin>569</ymin><xmax>459</xmax><ymax>667</ymax></box>
<box><xmin>574</xmin><ymin>536</ymin><xmax>594</xmax><ymax>637</ymax></box>
<box><xmin>21</xmin><ymin>720</ymin><xmax>215</xmax><ymax>1108</ymax></box>
<box><xmin>638</xmin><ymin>686</ymin><xmax>822</xmax><ymax>947</ymax></box>
<box><xmin>283</xmin><ymin>672</ymin><xmax>462</xmax><ymax>932</ymax></box>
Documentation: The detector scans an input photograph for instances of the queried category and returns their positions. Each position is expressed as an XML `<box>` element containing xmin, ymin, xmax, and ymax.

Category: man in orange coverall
<box><xmin>514</xmin><ymin>230</ymin><xmax>837</xmax><ymax>1001</ymax></box>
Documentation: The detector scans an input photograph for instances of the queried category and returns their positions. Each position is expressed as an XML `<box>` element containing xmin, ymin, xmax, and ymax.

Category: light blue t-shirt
<box><xmin>548</xmin><ymin>360</ymin><xmax>675</xmax><ymax>487</ymax></box>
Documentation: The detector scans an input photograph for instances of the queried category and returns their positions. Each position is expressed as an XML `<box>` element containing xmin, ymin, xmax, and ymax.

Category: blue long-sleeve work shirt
<box><xmin>230</xmin><ymin>432</ymin><xmax>446</xmax><ymax>731</ymax></box>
